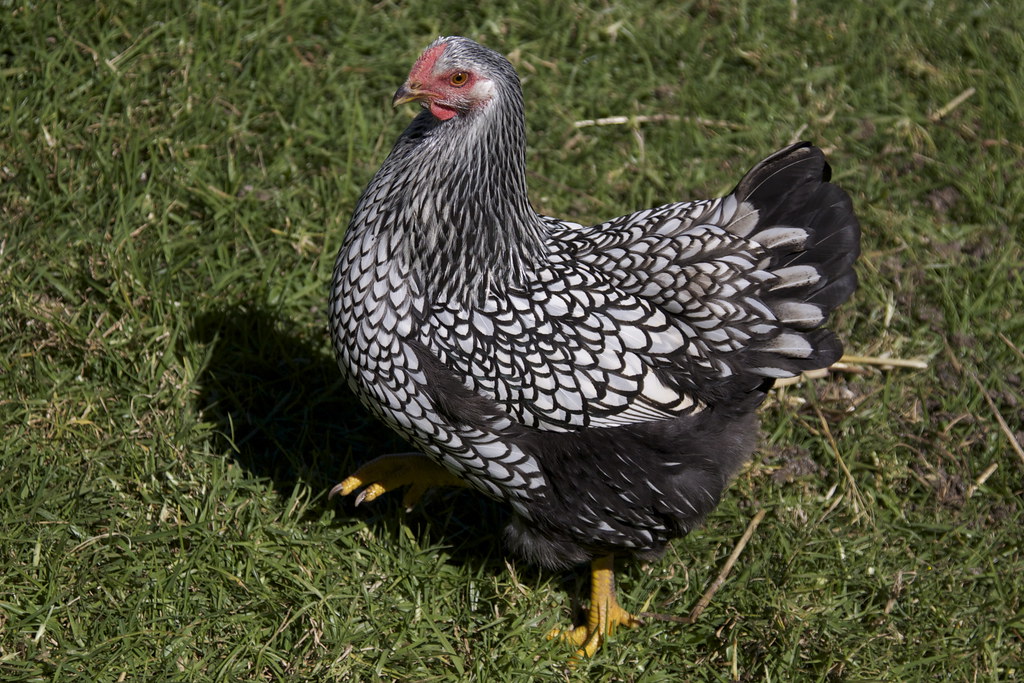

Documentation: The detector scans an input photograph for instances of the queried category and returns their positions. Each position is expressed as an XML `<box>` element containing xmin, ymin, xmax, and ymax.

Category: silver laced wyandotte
<box><xmin>328</xmin><ymin>36</ymin><xmax>860</xmax><ymax>657</ymax></box>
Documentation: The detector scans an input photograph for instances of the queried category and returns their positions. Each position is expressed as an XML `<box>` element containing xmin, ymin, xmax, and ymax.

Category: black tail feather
<box><xmin>733</xmin><ymin>142</ymin><xmax>860</xmax><ymax>378</ymax></box>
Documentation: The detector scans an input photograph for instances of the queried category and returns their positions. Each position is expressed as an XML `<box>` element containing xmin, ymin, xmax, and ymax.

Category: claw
<box><xmin>354</xmin><ymin>482</ymin><xmax>386</xmax><ymax>506</ymax></box>
<box><xmin>328</xmin><ymin>477</ymin><xmax>360</xmax><ymax>499</ymax></box>
<box><xmin>330</xmin><ymin>453</ymin><xmax>468</xmax><ymax>508</ymax></box>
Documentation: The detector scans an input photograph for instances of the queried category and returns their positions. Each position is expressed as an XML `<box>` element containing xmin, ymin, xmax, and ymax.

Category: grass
<box><xmin>2</xmin><ymin>0</ymin><xmax>1022</xmax><ymax>679</ymax></box>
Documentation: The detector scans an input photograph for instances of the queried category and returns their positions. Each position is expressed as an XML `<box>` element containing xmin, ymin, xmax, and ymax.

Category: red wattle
<box><xmin>430</xmin><ymin>102</ymin><xmax>457</xmax><ymax>121</ymax></box>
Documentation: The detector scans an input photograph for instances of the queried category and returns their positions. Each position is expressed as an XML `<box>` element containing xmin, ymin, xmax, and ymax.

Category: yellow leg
<box><xmin>548</xmin><ymin>554</ymin><xmax>642</xmax><ymax>657</ymax></box>
<box><xmin>329</xmin><ymin>453</ymin><xmax>468</xmax><ymax>510</ymax></box>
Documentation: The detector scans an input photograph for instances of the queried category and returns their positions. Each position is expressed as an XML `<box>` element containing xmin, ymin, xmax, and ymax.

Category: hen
<box><xmin>328</xmin><ymin>36</ymin><xmax>860</xmax><ymax>656</ymax></box>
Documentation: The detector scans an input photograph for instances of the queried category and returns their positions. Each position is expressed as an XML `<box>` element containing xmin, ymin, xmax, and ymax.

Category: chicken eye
<box><xmin>449</xmin><ymin>72</ymin><xmax>469</xmax><ymax>87</ymax></box>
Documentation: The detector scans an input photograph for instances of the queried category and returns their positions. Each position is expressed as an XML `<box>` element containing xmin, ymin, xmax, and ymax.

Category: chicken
<box><xmin>328</xmin><ymin>36</ymin><xmax>860</xmax><ymax>656</ymax></box>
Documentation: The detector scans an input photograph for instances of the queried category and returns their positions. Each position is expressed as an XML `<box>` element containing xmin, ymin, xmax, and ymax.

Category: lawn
<box><xmin>2</xmin><ymin>0</ymin><xmax>1022</xmax><ymax>680</ymax></box>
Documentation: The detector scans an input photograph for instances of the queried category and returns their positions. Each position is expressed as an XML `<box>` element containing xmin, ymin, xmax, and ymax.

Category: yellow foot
<box><xmin>548</xmin><ymin>554</ymin><xmax>642</xmax><ymax>658</ymax></box>
<box><xmin>329</xmin><ymin>453</ymin><xmax>468</xmax><ymax>510</ymax></box>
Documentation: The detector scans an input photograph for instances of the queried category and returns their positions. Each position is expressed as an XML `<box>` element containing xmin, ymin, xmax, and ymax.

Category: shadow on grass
<box><xmin>190</xmin><ymin>304</ymin><xmax>511</xmax><ymax>569</ymax></box>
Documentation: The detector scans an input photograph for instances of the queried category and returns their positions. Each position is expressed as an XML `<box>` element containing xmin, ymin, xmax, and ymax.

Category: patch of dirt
<box><xmin>951</xmin><ymin>331</ymin><xmax>979</xmax><ymax>350</ymax></box>
<box><xmin>854</xmin><ymin>117</ymin><xmax>876</xmax><ymax>141</ymax></box>
<box><xmin>926</xmin><ymin>186</ymin><xmax>960</xmax><ymax>215</ymax></box>
<box><xmin>764</xmin><ymin>444</ymin><xmax>824</xmax><ymax>484</ymax></box>
<box><xmin>910</xmin><ymin>462</ymin><xmax>966</xmax><ymax>507</ymax></box>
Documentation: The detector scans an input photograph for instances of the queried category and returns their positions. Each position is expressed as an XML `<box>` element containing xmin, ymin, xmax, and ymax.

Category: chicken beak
<box><xmin>392</xmin><ymin>82</ymin><xmax>428</xmax><ymax>107</ymax></box>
